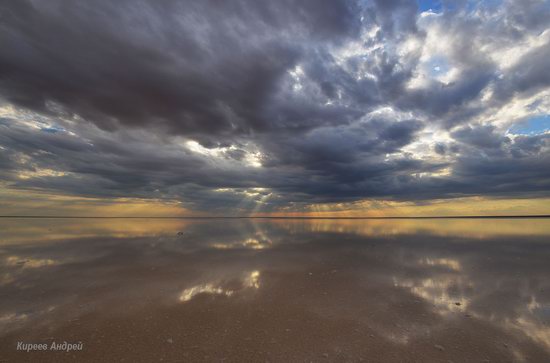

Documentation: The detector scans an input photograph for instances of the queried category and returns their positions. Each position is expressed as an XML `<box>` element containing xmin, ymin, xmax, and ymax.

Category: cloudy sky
<box><xmin>1</xmin><ymin>0</ymin><xmax>549</xmax><ymax>216</ymax></box>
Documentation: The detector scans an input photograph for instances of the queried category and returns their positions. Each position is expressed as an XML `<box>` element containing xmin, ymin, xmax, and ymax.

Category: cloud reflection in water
<box><xmin>0</xmin><ymin>218</ymin><xmax>549</xmax><ymax>361</ymax></box>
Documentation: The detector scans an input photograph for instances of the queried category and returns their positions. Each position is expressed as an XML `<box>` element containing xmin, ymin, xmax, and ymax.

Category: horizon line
<box><xmin>1</xmin><ymin>215</ymin><xmax>550</xmax><ymax>219</ymax></box>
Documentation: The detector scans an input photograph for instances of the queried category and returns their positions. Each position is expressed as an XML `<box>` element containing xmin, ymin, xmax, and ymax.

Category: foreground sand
<box><xmin>1</xmin><ymin>218</ymin><xmax>549</xmax><ymax>362</ymax></box>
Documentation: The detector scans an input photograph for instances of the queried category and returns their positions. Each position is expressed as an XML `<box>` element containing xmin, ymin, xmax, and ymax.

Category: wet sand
<box><xmin>1</xmin><ymin>218</ymin><xmax>549</xmax><ymax>362</ymax></box>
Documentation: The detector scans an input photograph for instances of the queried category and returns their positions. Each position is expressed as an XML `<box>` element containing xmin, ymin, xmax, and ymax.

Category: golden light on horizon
<box><xmin>1</xmin><ymin>187</ymin><xmax>550</xmax><ymax>218</ymax></box>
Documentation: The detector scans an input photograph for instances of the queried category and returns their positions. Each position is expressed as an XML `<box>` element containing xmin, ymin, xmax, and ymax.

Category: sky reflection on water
<box><xmin>0</xmin><ymin>218</ymin><xmax>549</xmax><ymax>361</ymax></box>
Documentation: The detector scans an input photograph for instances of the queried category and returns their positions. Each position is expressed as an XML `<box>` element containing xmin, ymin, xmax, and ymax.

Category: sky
<box><xmin>0</xmin><ymin>0</ymin><xmax>549</xmax><ymax>217</ymax></box>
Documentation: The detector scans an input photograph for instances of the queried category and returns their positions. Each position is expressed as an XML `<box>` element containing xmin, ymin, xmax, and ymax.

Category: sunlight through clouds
<box><xmin>0</xmin><ymin>0</ymin><xmax>548</xmax><ymax>216</ymax></box>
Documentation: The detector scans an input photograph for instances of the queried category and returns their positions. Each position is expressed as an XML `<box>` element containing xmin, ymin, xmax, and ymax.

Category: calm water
<box><xmin>1</xmin><ymin>218</ymin><xmax>549</xmax><ymax>362</ymax></box>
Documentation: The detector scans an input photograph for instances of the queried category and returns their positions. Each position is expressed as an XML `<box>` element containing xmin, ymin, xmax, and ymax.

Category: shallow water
<box><xmin>1</xmin><ymin>218</ymin><xmax>549</xmax><ymax>362</ymax></box>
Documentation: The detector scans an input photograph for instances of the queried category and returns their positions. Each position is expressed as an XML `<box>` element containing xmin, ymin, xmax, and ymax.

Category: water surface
<box><xmin>1</xmin><ymin>218</ymin><xmax>549</xmax><ymax>362</ymax></box>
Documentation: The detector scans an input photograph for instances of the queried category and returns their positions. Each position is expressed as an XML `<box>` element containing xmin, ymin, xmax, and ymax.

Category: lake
<box><xmin>1</xmin><ymin>218</ymin><xmax>549</xmax><ymax>362</ymax></box>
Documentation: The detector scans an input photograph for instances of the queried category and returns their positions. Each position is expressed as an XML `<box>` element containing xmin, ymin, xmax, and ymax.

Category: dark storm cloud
<box><xmin>0</xmin><ymin>0</ymin><xmax>359</xmax><ymax>137</ymax></box>
<box><xmin>0</xmin><ymin>0</ymin><xmax>550</xmax><ymax>212</ymax></box>
<box><xmin>451</xmin><ymin>125</ymin><xmax>510</xmax><ymax>151</ymax></box>
<box><xmin>372</xmin><ymin>0</ymin><xmax>420</xmax><ymax>37</ymax></box>
<box><xmin>494</xmin><ymin>39</ymin><xmax>550</xmax><ymax>102</ymax></box>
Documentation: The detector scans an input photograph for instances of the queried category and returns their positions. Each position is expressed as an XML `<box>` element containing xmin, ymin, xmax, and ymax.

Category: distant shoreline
<box><xmin>1</xmin><ymin>215</ymin><xmax>550</xmax><ymax>219</ymax></box>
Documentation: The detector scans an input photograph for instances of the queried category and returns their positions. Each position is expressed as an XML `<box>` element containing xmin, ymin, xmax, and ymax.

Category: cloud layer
<box><xmin>1</xmin><ymin>0</ymin><xmax>549</xmax><ymax>213</ymax></box>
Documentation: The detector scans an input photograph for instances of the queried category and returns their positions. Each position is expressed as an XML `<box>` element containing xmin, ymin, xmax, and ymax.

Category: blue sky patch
<box><xmin>417</xmin><ymin>0</ymin><xmax>442</xmax><ymax>13</ymax></box>
<box><xmin>510</xmin><ymin>115</ymin><xmax>550</xmax><ymax>135</ymax></box>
